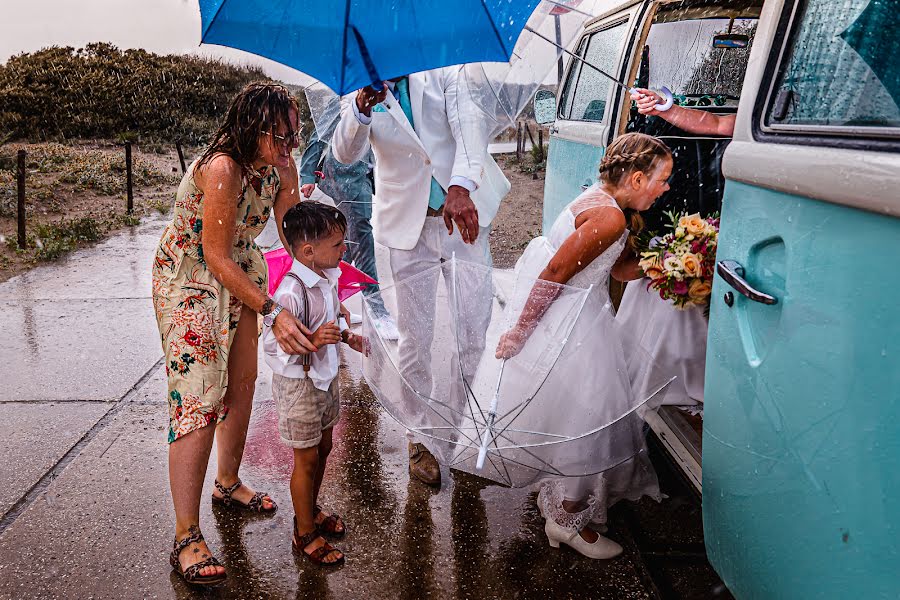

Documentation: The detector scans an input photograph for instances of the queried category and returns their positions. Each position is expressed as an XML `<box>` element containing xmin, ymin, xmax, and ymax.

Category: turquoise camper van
<box><xmin>535</xmin><ymin>0</ymin><xmax>900</xmax><ymax>597</ymax></box>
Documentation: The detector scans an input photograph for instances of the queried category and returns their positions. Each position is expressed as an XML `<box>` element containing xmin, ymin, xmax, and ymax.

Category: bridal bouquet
<box><xmin>638</xmin><ymin>212</ymin><xmax>719</xmax><ymax>311</ymax></box>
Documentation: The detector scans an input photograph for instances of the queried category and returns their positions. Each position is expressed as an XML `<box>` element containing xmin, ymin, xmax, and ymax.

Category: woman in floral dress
<box><xmin>152</xmin><ymin>82</ymin><xmax>315</xmax><ymax>586</ymax></box>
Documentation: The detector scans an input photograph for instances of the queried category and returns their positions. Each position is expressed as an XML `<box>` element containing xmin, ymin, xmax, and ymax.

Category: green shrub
<box><xmin>0</xmin><ymin>43</ymin><xmax>279</xmax><ymax>144</ymax></box>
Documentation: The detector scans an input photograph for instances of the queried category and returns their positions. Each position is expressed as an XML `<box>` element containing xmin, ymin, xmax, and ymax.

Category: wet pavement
<box><xmin>0</xmin><ymin>216</ymin><xmax>731</xmax><ymax>599</ymax></box>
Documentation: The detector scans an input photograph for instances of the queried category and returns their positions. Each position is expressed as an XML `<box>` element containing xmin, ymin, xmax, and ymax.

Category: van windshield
<box><xmin>644</xmin><ymin>18</ymin><xmax>756</xmax><ymax>105</ymax></box>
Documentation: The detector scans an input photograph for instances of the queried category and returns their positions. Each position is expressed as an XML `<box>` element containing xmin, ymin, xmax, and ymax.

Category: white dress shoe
<box><xmin>544</xmin><ymin>518</ymin><xmax>622</xmax><ymax>560</ymax></box>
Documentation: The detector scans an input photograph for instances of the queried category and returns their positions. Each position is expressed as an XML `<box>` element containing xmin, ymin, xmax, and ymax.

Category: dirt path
<box><xmin>489</xmin><ymin>154</ymin><xmax>545</xmax><ymax>269</ymax></box>
<box><xmin>0</xmin><ymin>142</ymin><xmax>186</xmax><ymax>282</ymax></box>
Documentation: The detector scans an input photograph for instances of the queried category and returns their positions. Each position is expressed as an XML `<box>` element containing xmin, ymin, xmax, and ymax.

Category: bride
<box><xmin>494</xmin><ymin>132</ymin><xmax>674</xmax><ymax>559</ymax></box>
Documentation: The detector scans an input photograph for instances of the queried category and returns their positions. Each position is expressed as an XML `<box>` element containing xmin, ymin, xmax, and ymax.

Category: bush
<box><xmin>0</xmin><ymin>43</ymin><xmax>280</xmax><ymax>144</ymax></box>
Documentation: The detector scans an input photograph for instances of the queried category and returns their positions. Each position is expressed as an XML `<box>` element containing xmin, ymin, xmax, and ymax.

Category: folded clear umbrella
<box><xmin>360</xmin><ymin>256</ymin><xmax>675</xmax><ymax>487</ymax></box>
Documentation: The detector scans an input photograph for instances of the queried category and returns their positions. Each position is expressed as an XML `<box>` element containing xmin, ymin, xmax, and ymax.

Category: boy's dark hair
<box><xmin>281</xmin><ymin>201</ymin><xmax>347</xmax><ymax>247</ymax></box>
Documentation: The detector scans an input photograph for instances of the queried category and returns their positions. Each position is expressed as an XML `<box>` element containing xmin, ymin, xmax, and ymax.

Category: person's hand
<box><xmin>356</xmin><ymin>84</ymin><xmax>388</xmax><ymax>117</ymax></box>
<box><xmin>310</xmin><ymin>320</ymin><xmax>342</xmax><ymax>348</ymax></box>
<box><xmin>300</xmin><ymin>183</ymin><xmax>315</xmax><ymax>198</ymax></box>
<box><xmin>631</xmin><ymin>87</ymin><xmax>664</xmax><ymax>116</ymax></box>
<box><xmin>495</xmin><ymin>326</ymin><xmax>528</xmax><ymax>359</ymax></box>
<box><xmin>274</xmin><ymin>310</ymin><xmax>317</xmax><ymax>354</ymax></box>
<box><xmin>443</xmin><ymin>185</ymin><xmax>479</xmax><ymax>244</ymax></box>
<box><xmin>346</xmin><ymin>332</ymin><xmax>370</xmax><ymax>356</ymax></box>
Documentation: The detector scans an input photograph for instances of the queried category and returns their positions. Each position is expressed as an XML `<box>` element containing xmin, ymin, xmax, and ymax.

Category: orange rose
<box><xmin>644</xmin><ymin>266</ymin><xmax>663</xmax><ymax>280</ymax></box>
<box><xmin>688</xmin><ymin>279</ymin><xmax>712</xmax><ymax>302</ymax></box>
<box><xmin>678</xmin><ymin>213</ymin><xmax>707</xmax><ymax>236</ymax></box>
<box><xmin>681</xmin><ymin>252</ymin><xmax>702</xmax><ymax>277</ymax></box>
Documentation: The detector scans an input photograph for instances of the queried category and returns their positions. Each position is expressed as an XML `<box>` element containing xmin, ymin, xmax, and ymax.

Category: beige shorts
<box><xmin>272</xmin><ymin>374</ymin><xmax>340</xmax><ymax>449</ymax></box>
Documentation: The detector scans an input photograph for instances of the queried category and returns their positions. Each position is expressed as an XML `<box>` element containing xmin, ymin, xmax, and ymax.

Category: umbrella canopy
<box><xmin>303</xmin><ymin>0</ymin><xmax>605</xmax><ymax>142</ymax></box>
<box><xmin>361</xmin><ymin>256</ymin><xmax>675</xmax><ymax>487</ymax></box>
<box><xmin>199</xmin><ymin>0</ymin><xmax>542</xmax><ymax>95</ymax></box>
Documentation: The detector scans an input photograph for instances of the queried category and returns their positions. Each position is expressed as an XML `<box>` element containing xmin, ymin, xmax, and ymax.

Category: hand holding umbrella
<box><xmin>355</xmin><ymin>84</ymin><xmax>389</xmax><ymax>117</ymax></box>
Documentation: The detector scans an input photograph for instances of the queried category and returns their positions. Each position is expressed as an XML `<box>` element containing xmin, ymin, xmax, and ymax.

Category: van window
<box><xmin>558</xmin><ymin>21</ymin><xmax>629</xmax><ymax>122</ymax></box>
<box><xmin>644</xmin><ymin>18</ymin><xmax>756</xmax><ymax>105</ymax></box>
<box><xmin>765</xmin><ymin>0</ymin><xmax>900</xmax><ymax>130</ymax></box>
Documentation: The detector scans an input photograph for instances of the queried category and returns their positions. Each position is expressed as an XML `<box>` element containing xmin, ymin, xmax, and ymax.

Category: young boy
<box><xmin>262</xmin><ymin>201</ymin><xmax>366</xmax><ymax>566</ymax></box>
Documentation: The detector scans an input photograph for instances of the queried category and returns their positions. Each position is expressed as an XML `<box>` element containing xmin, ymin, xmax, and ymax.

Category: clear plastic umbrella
<box><xmin>460</xmin><ymin>0</ymin><xmax>612</xmax><ymax>141</ymax></box>
<box><xmin>360</xmin><ymin>255</ymin><xmax>675</xmax><ymax>487</ymax></box>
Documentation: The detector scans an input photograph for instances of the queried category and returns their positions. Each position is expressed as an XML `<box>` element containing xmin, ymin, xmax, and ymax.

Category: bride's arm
<box><xmin>497</xmin><ymin>208</ymin><xmax>626</xmax><ymax>358</ymax></box>
<box><xmin>612</xmin><ymin>248</ymin><xmax>643</xmax><ymax>282</ymax></box>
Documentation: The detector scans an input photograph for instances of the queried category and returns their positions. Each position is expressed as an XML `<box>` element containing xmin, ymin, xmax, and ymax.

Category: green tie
<box><xmin>395</xmin><ymin>78</ymin><xmax>445</xmax><ymax>212</ymax></box>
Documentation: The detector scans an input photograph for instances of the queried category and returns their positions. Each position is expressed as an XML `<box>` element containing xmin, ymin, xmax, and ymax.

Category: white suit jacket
<box><xmin>331</xmin><ymin>67</ymin><xmax>511</xmax><ymax>250</ymax></box>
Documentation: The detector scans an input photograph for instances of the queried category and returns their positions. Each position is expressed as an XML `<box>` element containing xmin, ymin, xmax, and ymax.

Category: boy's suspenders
<box><xmin>284</xmin><ymin>272</ymin><xmax>311</xmax><ymax>372</ymax></box>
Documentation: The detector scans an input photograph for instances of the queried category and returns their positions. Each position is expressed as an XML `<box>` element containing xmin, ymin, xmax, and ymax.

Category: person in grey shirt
<box><xmin>299</xmin><ymin>127</ymin><xmax>398</xmax><ymax>339</ymax></box>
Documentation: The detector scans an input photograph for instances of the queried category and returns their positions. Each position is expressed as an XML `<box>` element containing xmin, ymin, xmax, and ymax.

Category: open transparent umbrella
<box><xmin>360</xmin><ymin>255</ymin><xmax>675</xmax><ymax>487</ymax></box>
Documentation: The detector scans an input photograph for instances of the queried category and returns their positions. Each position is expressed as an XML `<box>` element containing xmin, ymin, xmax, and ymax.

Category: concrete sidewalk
<box><xmin>0</xmin><ymin>215</ymin><xmax>721</xmax><ymax>599</ymax></box>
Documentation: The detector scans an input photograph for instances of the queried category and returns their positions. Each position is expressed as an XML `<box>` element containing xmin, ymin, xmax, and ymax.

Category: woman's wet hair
<box><xmin>282</xmin><ymin>201</ymin><xmax>347</xmax><ymax>248</ymax></box>
<box><xmin>598</xmin><ymin>133</ymin><xmax>672</xmax><ymax>253</ymax></box>
<box><xmin>196</xmin><ymin>81</ymin><xmax>299</xmax><ymax>173</ymax></box>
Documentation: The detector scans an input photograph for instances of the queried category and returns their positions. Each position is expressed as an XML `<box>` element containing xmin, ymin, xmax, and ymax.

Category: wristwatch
<box><xmin>262</xmin><ymin>303</ymin><xmax>284</xmax><ymax>327</ymax></box>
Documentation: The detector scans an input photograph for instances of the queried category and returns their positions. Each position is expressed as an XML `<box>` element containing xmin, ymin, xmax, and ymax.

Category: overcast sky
<box><xmin>0</xmin><ymin>0</ymin><xmax>314</xmax><ymax>85</ymax></box>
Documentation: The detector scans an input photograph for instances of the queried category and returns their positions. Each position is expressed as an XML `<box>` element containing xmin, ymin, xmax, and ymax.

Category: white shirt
<box><xmin>262</xmin><ymin>260</ymin><xmax>348</xmax><ymax>390</ymax></box>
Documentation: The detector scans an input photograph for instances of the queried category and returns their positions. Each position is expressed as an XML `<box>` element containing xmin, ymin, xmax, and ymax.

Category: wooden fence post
<box><xmin>17</xmin><ymin>150</ymin><xmax>26</xmax><ymax>249</ymax></box>
<box><xmin>516</xmin><ymin>122</ymin><xmax>523</xmax><ymax>161</ymax></box>
<box><xmin>125</xmin><ymin>142</ymin><xmax>133</xmax><ymax>214</ymax></box>
<box><xmin>175</xmin><ymin>141</ymin><xmax>187</xmax><ymax>174</ymax></box>
<box><xmin>538</xmin><ymin>128</ymin><xmax>544</xmax><ymax>162</ymax></box>
<box><xmin>524</xmin><ymin>123</ymin><xmax>536</xmax><ymax>151</ymax></box>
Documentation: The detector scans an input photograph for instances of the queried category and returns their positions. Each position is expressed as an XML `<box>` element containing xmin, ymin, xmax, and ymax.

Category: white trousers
<box><xmin>389</xmin><ymin>217</ymin><xmax>493</xmax><ymax>449</ymax></box>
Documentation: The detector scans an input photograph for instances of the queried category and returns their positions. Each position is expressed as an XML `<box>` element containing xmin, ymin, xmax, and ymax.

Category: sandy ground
<box><xmin>489</xmin><ymin>155</ymin><xmax>545</xmax><ymax>269</ymax></box>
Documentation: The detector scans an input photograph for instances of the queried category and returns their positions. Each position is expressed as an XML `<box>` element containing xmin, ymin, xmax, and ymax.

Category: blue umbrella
<box><xmin>199</xmin><ymin>0</ymin><xmax>542</xmax><ymax>95</ymax></box>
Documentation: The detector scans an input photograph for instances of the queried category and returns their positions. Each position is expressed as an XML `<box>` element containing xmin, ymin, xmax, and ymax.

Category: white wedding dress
<box><xmin>499</xmin><ymin>184</ymin><xmax>664</xmax><ymax>529</ymax></box>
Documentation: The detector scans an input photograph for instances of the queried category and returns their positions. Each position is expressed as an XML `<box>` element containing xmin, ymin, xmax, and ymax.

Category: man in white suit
<box><xmin>333</xmin><ymin>67</ymin><xmax>510</xmax><ymax>487</ymax></box>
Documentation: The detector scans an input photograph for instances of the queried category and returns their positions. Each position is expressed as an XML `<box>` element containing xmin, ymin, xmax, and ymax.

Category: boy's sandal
<box><xmin>169</xmin><ymin>525</ymin><xmax>227</xmax><ymax>587</ymax></box>
<box><xmin>293</xmin><ymin>518</ymin><xmax>345</xmax><ymax>566</ymax></box>
<box><xmin>314</xmin><ymin>504</ymin><xmax>346</xmax><ymax>538</ymax></box>
<box><xmin>212</xmin><ymin>479</ymin><xmax>277</xmax><ymax>513</ymax></box>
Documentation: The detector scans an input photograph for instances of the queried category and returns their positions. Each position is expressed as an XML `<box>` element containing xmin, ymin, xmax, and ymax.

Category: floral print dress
<box><xmin>152</xmin><ymin>161</ymin><xmax>280</xmax><ymax>443</ymax></box>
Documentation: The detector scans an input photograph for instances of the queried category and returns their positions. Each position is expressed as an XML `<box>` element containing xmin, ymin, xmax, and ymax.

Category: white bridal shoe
<box><xmin>544</xmin><ymin>518</ymin><xmax>623</xmax><ymax>560</ymax></box>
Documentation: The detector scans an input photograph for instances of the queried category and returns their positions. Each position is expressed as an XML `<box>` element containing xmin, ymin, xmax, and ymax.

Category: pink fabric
<box><xmin>264</xmin><ymin>248</ymin><xmax>377</xmax><ymax>301</ymax></box>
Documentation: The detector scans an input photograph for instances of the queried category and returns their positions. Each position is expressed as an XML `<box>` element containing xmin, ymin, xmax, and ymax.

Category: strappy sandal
<box><xmin>292</xmin><ymin>517</ymin><xmax>345</xmax><ymax>566</ymax></box>
<box><xmin>314</xmin><ymin>504</ymin><xmax>346</xmax><ymax>538</ymax></box>
<box><xmin>212</xmin><ymin>479</ymin><xmax>277</xmax><ymax>513</ymax></box>
<box><xmin>169</xmin><ymin>525</ymin><xmax>227</xmax><ymax>587</ymax></box>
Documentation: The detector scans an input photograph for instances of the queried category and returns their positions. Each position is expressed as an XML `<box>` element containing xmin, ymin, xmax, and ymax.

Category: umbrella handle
<box><xmin>629</xmin><ymin>85</ymin><xmax>675</xmax><ymax>112</ymax></box>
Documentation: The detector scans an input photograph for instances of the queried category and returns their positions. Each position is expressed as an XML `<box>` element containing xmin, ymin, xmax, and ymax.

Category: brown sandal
<box><xmin>169</xmin><ymin>525</ymin><xmax>227</xmax><ymax>587</ymax></box>
<box><xmin>293</xmin><ymin>517</ymin><xmax>344</xmax><ymax>566</ymax></box>
<box><xmin>314</xmin><ymin>504</ymin><xmax>346</xmax><ymax>538</ymax></box>
<box><xmin>212</xmin><ymin>479</ymin><xmax>277</xmax><ymax>513</ymax></box>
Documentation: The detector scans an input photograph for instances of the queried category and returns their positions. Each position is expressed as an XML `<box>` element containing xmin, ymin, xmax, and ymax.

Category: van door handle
<box><xmin>716</xmin><ymin>260</ymin><xmax>778</xmax><ymax>305</ymax></box>
<box><xmin>549</xmin><ymin>125</ymin><xmax>559</xmax><ymax>134</ymax></box>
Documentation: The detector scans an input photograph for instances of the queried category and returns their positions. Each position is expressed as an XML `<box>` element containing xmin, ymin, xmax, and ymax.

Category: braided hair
<box><xmin>597</xmin><ymin>133</ymin><xmax>672</xmax><ymax>253</ymax></box>
<box><xmin>196</xmin><ymin>82</ymin><xmax>300</xmax><ymax>174</ymax></box>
